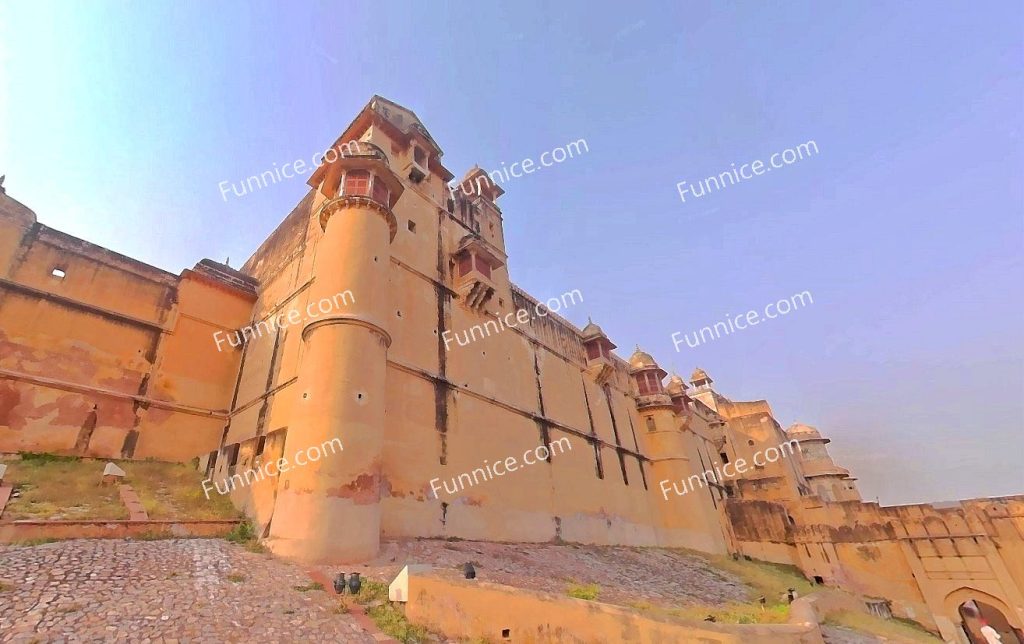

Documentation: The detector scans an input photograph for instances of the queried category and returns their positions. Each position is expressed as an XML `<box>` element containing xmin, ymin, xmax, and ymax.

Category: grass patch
<box><xmin>704</xmin><ymin>554</ymin><xmax>814</xmax><ymax>601</ymax></box>
<box><xmin>17</xmin><ymin>452</ymin><xmax>81</xmax><ymax>463</ymax></box>
<box><xmin>4</xmin><ymin>458</ymin><xmax>126</xmax><ymax>520</ymax></box>
<box><xmin>642</xmin><ymin>551</ymin><xmax>817</xmax><ymax>625</ymax></box>
<box><xmin>355</xmin><ymin>580</ymin><xmax>434</xmax><ymax>644</ymax></box>
<box><xmin>126</xmin><ymin>460</ymin><xmax>238</xmax><ymax>520</ymax></box>
<box><xmin>2</xmin><ymin>457</ymin><xmax>240</xmax><ymax>521</ymax></box>
<box><xmin>293</xmin><ymin>581</ymin><xmax>324</xmax><ymax>592</ymax></box>
<box><xmin>226</xmin><ymin>573</ymin><xmax>246</xmax><ymax>584</ymax></box>
<box><xmin>0</xmin><ymin>581</ymin><xmax>13</xmax><ymax>592</ymax></box>
<box><xmin>670</xmin><ymin>602</ymin><xmax>790</xmax><ymax>625</ymax></box>
<box><xmin>566</xmin><ymin>583</ymin><xmax>600</xmax><ymax>601</ymax></box>
<box><xmin>225</xmin><ymin>520</ymin><xmax>257</xmax><ymax>543</ymax></box>
<box><xmin>825</xmin><ymin>610</ymin><xmax>940</xmax><ymax>642</ymax></box>
<box><xmin>225</xmin><ymin>521</ymin><xmax>266</xmax><ymax>553</ymax></box>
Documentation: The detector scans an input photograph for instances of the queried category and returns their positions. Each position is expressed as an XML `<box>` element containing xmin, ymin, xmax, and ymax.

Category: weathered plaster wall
<box><xmin>0</xmin><ymin>191</ymin><xmax>254</xmax><ymax>461</ymax></box>
<box><xmin>726</xmin><ymin>495</ymin><xmax>1024</xmax><ymax>638</ymax></box>
<box><xmin>203</xmin><ymin>108</ymin><xmax>729</xmax><ymax>555</ymax></box>
<box><xmin>405</xmin><ymin>574</ymin><xmax>824</xmax><ymax>644</ymax></box>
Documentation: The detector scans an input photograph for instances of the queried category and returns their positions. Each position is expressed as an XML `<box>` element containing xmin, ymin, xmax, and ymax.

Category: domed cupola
<box><xmin>690</xmin><ymin>367</ymin><xmax>714</xmax><ymax>390</ymax></box>
<box><xmin>665</xmin><ymin>373</ymin><xmax>694</xmax><ymax>416</ymax></box>
<box><xmin>665</xmin><ymin>373</ymin><xmax>687</xmax><ymax>396</ymax></box>
<box><xmin>629</xmin><ymin>347</ymin><xmax>672</xmax><ymax>409</ymax></box>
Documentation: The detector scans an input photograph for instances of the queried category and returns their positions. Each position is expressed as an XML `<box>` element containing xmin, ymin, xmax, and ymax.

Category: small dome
<box><xmin>629</xmin><ymin>347</ymin><xmax>660</xmax><ymax>370</ymax></box>
<box><xmin>666</xmin><ymin>374</ymin><xmax>688</xmax><ymax>396</ymax></box>
<box><xmin>581</xmin><ymin>318</ymin><xmax>606</xmax><ymax>341</ymax></box>
<box><xmin>786</xmin><ymin>423</ymin><xmax>823</xmax><ymax>440</ymax></box>
<box><xmin>690</xmin><ymin>367</ymin><xmax>712</xmax><ymax>384</ymax></box>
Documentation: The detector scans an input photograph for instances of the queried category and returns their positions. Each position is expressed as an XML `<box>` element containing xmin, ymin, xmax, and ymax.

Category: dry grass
<box><xmin>354</xmin><ymin>580</ymin><xmax>435</xmax><ymax>644</ymax></box>
<box><xmin>631</xmin><ymin>551</ymin><xmax>816</xmax><ymax>625</ymax></box>
<box><xmin>122</xmin><ymin>460</ymin><xmax>237</xmax><ymax>520</ymax></box>
<box><xmin>3</xmin><ymin>454</ymin><xmax>126</xmax><ymax>520</ymax></box>
<box><xmin>2</xmin><ymin>454</ymin><xmax>239</xmax><ymax>521</ymax></box>
<box><xmin>825</xmin><ymin>610</ymin><xmax>941</xmax><ymax>642</ymax></box>
<box><xmin>702</xmin><ymin>554</ymin><xmax>815</xmax><ymax>601</ymax></box>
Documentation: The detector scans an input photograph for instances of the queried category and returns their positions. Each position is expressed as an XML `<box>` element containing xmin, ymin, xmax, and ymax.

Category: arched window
<box><xmin>343</xmin><ymin>170</ymin><xmax>370</xmax><ymax>197</ymax></box>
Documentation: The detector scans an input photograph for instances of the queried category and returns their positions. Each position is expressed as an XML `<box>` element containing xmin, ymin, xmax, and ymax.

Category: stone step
<box><xmin>118</xmin><ymin>485</ymin><xmax>149</xmax><ymax>521</ymax></box>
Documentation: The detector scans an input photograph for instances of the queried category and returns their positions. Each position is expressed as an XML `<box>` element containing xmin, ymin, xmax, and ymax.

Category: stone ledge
<box><xmin>405</xmin><ymin>573</ymin><xmax>824</xmax><ymax>644</ymax></box>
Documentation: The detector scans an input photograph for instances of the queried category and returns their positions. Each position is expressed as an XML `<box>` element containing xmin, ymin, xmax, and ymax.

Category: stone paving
<box><xmin>0</xmin><ymin>539</ymin><xmax>377</xmax><ymax>643</ymax></box>
<box><xmin>340</xmin><ymin>538</ymin><xmax>751</xmax><ymax>609</ymax></box>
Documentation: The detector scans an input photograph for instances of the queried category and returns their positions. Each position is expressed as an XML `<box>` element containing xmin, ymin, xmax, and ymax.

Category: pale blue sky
<box><xmin>1</xmin><ymin>1</ymin><xmax>1021</xmax><ymax>504</ymax></box>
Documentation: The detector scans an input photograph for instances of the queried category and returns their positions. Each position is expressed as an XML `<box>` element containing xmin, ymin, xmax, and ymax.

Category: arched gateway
<box><xmin>947</xmin><ymin>588</ymin><xmax>1023</xmax><ymax>644</ymax></box>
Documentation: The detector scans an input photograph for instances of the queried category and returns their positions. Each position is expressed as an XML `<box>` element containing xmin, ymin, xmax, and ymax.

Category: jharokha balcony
<box><xmin>310</xmin><ymin>140</ymin><xmax>405</xmax><ymax>239</ymax></box>
<box><xmin>453</xmin><ymin>234</ymin><xmax>504</xmax><ymax>311</ymax></box>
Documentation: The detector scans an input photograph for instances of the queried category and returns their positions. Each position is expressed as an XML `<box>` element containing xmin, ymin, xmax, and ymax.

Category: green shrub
<box><xmin>356</xmin><ymin>580</ymin><xmax>434</xmax><ymax>644</ymax></box>
<box><xmin>566</xmin><ymin>583</ymin><xmax>600</xmax><ymax>601</ymax></box>
<box><xmin>225</xmin><ymin>520</ymin><xmax>256</xmax><ymax>543</ymax></box>
<box><xmin>224</xmin><ymin>520</ymin><xmax>266</xmax><ymax>552</ymax></box>
<box><xmin>17</xmin><ymin>452</ymin><xmax>80</xmax><ymax>464</ymax></box>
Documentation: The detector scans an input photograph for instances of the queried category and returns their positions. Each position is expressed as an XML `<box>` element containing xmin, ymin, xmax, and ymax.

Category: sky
<box><xmin>1</xmin><ymin>1</ymin><xmax>1021</xmax><ymax>505</ymax></box>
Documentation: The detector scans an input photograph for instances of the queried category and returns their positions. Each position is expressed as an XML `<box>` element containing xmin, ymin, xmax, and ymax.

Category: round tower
<box><xmin>628</xmin><ymin>347</ymin><xmax>682</xmax><ymax>462</ymax></box>
<box><xmin>631</xmin><ymin>349</ymin><xmax>726</xmax><ymax>552</ymax></box>
<box><xmin>267</xmin><ymin>141</ymin><xmax>404</xmax><ymax>563</ymax></box>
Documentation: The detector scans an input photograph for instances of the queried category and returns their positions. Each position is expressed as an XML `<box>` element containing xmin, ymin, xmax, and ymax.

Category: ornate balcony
<box><xmin>453</xmin><ymin>235</ymin><xmax>504</xmax><ymax>312</ymax></box>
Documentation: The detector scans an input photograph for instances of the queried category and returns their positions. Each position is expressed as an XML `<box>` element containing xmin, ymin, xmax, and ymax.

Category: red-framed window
<box><xmin>371</xmin><ymin>176</ymin><xmax>390</xmax><ymax>205</ymax></box>
<box><xmin>637</xmin><ymin>372</ymin><xmax>661</xmax><ymax>395</ymax></box>
<box><xmin>343</xmin><ymin>170</ymin><xmax>370</xmax><ymax>197</ymax></box>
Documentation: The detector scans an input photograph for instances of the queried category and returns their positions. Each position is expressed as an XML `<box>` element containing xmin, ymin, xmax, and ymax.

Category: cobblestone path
<box><xmin>0</xmin><ymin>539</ymin><xmax>377</xmax><ymax>643</ymax></box>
